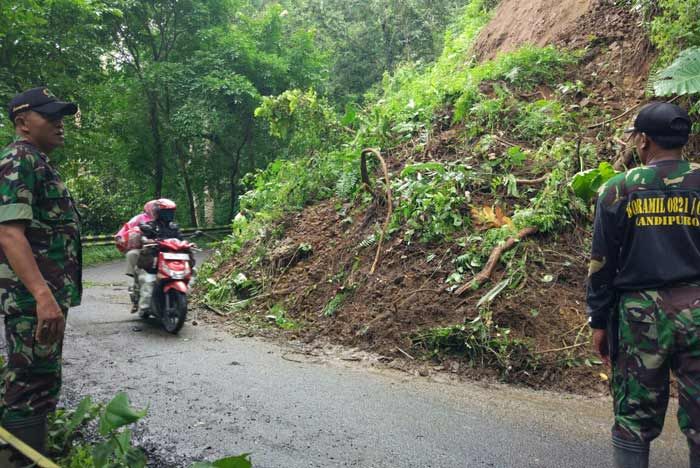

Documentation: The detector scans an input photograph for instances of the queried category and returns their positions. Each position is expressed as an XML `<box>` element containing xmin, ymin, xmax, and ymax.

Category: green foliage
<box><xmin>571</xmin><ymin>162</ymin><xmax>619</xmax><ymax>202</ymax></box>
<box><xmin>240</xmin><ymin>150</ymin><xmax>357</xmax><ymax>216</ymax></box>
<box><xmin>294</xmin><ymin>0</ymin><xmax>469</xmax><ymax>102</ymax></box>
<box><xmin>48</xmin><ymin>397</ymin><xmax>102</xmax><ymax>456</ymax></box>
<box><xmin>91</xmin><ymin>392</ymin><xmax>148</xmax><ymax>468</ymax></box>
<box><xmin>412</xmin><ymin>310</ymin><xmax>534</xmax><ymax>377</ymax></box>
<box><xmin>83</xmin><ymin>246</ymin><xmax>124</xmax><ymax>268</ymax></box>
<box><xmin>512</xmin><ymin>140</ymin><xmax>594</xmax><ymax>233</ymax></box>
<box><xmin>367</xmin><ymin>0</ymin><xmax>493</xmax><ymax>126</ymax></box>
<box><xmin>653</xmin><ymin>47</ymin><xmax>700</xmax><ymax>96</ymax></box>
<box><xmin>648</xmin><ymin>0</ymin><xmax>700</xmax><ymax>64</ymax></box>
<box><xmin>452</xmin><ymin>225</ymin><xmax>518</xmax><ymax>278</ymax></box>
<box><xmin>191</xmin><ymin>454</ymin><xmax>253</xmax><ymax>468</ymax></box>
<box><xmin>452</xmin><ymin>46</ymin><xmax>578</xmax><ymax>129</ymax></box>
<box><xmin>323</xmin><ymin>291</ymin><xmax>348</xmax><ymax>317</ymax></box>
<box><xmin>59</xmin><ymin>444</ymin><xmax>95</xmax><ymax>468</ymax></box>
<box><xmin>391</xmin><ymin>162</ymin><xmax>473</xmax><ymax>242</ymax></box>
<box><xmin>269</xmin><ymin>304</ymin><xmax>300</xmax><ymax>330</ymax></box>
<box><xmin>255</xmin><ymin>89</ymin><xmax>342</xmax><ymax>158</ymax></box>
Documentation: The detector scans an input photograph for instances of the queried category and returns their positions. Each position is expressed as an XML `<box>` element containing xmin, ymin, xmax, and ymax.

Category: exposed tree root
<box><xmin>455</xmin><ymin>226</ymin><xmax>539</xmax><ymax>296</ymax></box>
<box><xmin>361</xmin><ymin>148</ymin><xmax>393</xmax><ymax>274</ymax></box>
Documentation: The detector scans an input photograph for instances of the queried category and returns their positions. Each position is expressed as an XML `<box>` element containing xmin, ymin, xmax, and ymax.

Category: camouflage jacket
<box><xmin>586</xmin><ymin>159</ymin><xmax>700</xmax><ymax>328</ymax></box>
<box><xmin>0</xmin><ymin>137</ymin><xmax>82</xmax><ymax>313</ymax></box>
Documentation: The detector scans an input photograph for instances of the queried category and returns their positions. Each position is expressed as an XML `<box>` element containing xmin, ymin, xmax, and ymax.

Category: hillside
<box><xmin>196</xmin><ymin>0</ymin><xmax>694</xmax><ymax>394</ymax></box>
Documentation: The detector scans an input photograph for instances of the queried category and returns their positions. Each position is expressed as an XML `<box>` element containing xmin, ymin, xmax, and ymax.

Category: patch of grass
<box><xmin>412</xmin><ymin>310</ymin><xmax>536</xmax><ymax>378</ymax></box>
<box><xmin>83</xmin><ymin>245</ymin><xmax>123</xmax><ymax>267</ymax></box>
<box><xmin>269</xmin><ymin>303</ymin><xmax>300</xmax><ymax>330</ymax></box>
<box><xmin>323</xmin><ymin>290</ymin><xmax>349</xmax><ymax>317</ymax></box>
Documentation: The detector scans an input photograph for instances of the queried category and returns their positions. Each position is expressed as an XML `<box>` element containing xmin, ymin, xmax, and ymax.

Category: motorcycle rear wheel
<box><xmin>162</xmin><ymin>290</ymin><xmax>187</xmax><ymax>334</ymax></box>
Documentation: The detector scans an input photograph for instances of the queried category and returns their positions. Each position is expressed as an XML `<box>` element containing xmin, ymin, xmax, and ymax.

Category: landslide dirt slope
<box><xmin>203</xmin><ymin>0</ymin><xmax>663</xmax><ymax>395</ymax></box>
<box><xmin>473</xmin><ymin>0</ymin><xmax>594</xmax><ymax>61</ymax></box>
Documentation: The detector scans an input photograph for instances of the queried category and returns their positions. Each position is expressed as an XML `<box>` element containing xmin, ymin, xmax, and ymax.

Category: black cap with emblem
<box><xmin>7</xmin><ymin>87</ymin><xmax>78</xmax><ymax>122</ymax></box>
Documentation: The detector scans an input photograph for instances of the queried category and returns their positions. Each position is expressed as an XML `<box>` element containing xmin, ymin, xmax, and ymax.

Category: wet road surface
<box><xmin>16</xmin><ymin>259</ymin><xmax>691</xmax><ymax>467</ymax></box>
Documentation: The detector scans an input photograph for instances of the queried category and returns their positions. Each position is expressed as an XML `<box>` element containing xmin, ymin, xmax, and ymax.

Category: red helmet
<box><xmin>143</xmin><ymin>200</ymin><xmax>159</xmax><ymax>218</ymax></box>
<box><xmin>153</xmin><ymin>198</ymin><xmax>177</xmax><ymax>222</ymax></box>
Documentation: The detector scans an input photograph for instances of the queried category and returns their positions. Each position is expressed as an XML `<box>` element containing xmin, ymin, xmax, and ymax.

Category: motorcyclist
<box><xmin>115</xmin><ymin>199</ymin><xmax>158</xmax><ymax>281</ymax></box>
<box><xmin>138</xmin><ymin>199</ymin><xmax>183</xmax><ymax>242</ymax></box>
<box><xmin>134</xmin><ymin>199</ymin><xmax>185</xmax><ymax>315</ymax></box>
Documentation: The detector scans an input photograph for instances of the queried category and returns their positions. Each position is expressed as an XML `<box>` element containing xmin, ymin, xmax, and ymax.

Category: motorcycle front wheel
<box><xmin>162</xmin><ymin>290</ymin><xmax>187</xmax><ymax>334</ymax></box>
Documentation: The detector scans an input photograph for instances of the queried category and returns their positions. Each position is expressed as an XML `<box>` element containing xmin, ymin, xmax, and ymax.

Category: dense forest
<box><xmin>0</xmin><ymin>0</ymin><xmax>468</xmax><ymax>233</ymax></box>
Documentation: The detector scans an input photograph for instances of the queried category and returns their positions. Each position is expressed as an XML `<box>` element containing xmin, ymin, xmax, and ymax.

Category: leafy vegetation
<box><xmin>49</xmin><ymin>392</ymin><xmax>252</xmax><ymax>467</ymax></box>
<box><xmin>83</xmin><ymin>246</ymin><xmax>124</xmax><ymax>268</ymax></box>
<box><xmin>653</xmin><ymin>47</ymin><xmax>700</xmax><ymax>96</ymax></box>
<box><xmin>412</xmin><ymin>310</ymin><xmax>535</xmax><ymax>378</ymax></box>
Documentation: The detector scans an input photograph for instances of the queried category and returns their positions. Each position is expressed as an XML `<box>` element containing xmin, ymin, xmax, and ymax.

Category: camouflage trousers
<box><xmin>612</xmin><ymin>285</ymin><xmax>700</xmax><ymax>449</ymax></box>
<box><xmin>0</xmin><ymin>309</ymin><xmax>66</xmax><ymax>423</ymax></box>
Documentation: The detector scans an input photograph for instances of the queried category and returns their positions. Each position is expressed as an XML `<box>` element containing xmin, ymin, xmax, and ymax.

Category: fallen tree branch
<box><xmin>396</xmin><ymin>347</ymin><xmax>415</xmax><ymax>360</ymax></box>
<box><xmin>515</xmin><ymin>174</ymin><xmax>549</xmax><ymax>185</ymax></box>
<box><xmin>361</xmin><ymin>148</ymin><xmax>393</xmax><ymax>274</ymax></box>
<box><xmin>587</xmin><ymin>104</ymin><xmax>642</xmax><ymax>129</ymax></box>
<box><xmin>455</xmin><ymin>226</ymin><xmax>539</xmax><ymax>295</ymax></box>
<box><xmin>533</xmin><ymin>342</ymin><xmax>586</xmax><ymax>354</ymax></box>
<box><xmin>588</xmin><ymin>95</ymin><xmax>681</xmax><ymax>129</ymax></box>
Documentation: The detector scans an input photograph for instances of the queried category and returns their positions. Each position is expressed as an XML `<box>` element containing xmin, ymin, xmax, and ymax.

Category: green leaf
<box><xmin>191</xmin><ymin>454</ymin><xmax>253</xmax><ymax>468</ymax></box>
<box><xmin>400</xmin><ymin>162</ymin><xmax>446</xmax><ymax>177</ymax></box>
<box><xmin>99</xmin><ymin>392</ymin><xmax>147</xmax><ymax>435</ymax></box>
<box><xmin>341</xmin><ymin>103</ymin><xmax>358</xmax><ymax>126</ymax></box>
<box><xmin>66</xmin><ymin>396</ymin><xmax>93</xmax><ymax>435</ymax></box>
<box><xmin>125</xmin><ymin>447</ymin><xmax>147</xmax><ymax>468</ymax></box>
<box><xmin>653</xmin><ymin>47</ymin><xmax>700</xmax><ymax>96</ymax></box>
<box><xmin>570</xmin><ymin>162</ymin><xmax>618</xmax><ymax>202</ymax></box>
<box><xmin>92</xmin><ymin>440</ymin><xmax>114</xmax><ymax>467</ymax></box>
<box><xmin>114</xmin><ymin>428</ymin><xmax>133</xmax><ymax>453</ymax></box>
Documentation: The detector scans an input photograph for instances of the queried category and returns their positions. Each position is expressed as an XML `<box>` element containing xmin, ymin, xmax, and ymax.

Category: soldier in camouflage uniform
<box><xmin>587</xmin><ymin>102</ymin><xmax>698</xmax><ymax>468</ymax></box>
<box><xmin>0</xmin><ymin>87</ymin><xmax>81</xmax><ymax>460</ymax></box>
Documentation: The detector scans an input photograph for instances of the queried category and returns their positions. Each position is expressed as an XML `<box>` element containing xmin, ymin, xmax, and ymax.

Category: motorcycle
<box><xmin>129</xmin><ymin>231</ymin><xmax>199</xmax><ymax>334</ymax></box>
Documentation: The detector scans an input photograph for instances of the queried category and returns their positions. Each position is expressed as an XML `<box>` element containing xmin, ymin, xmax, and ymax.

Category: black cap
<box><xmin>624</xmin><ymin>102</ymin><xmax>691</xmax><ymax>137</ymax></box>
<box><xmin>8</xmin><ymin>87</ymin><xmax>78</xmax><ymax>122</ymax></box>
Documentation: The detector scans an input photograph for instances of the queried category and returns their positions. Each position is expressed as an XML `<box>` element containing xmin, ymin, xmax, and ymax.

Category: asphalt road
<box><xmin>15</xmin><ymin>259</ymin><xmax>692</xmax><ymax>467</ymax></box>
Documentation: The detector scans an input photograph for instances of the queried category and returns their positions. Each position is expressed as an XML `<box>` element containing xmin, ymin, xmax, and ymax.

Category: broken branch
<box><xmin>515</xmin><ymin>175</ymin><xmax>549</xmax><ymax>185</ymax></box>
<box><xmin>533</xmin><ymin>342</ymin><xmax>586</xmax><ymax>354</ymax></box>
<box><xmin>455</xmin><ymin>226</ymin><xmax>539</xmax><ymax>295</ymax></box>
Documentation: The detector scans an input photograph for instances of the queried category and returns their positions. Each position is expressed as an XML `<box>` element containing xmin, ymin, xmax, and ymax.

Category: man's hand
<box><xmin>0</xmin><ymin>222</ymin><xmax>66</xmax><ymax>345</ymax></box>
<box><xmin>592</xmin><ymin>328</ymin><xmax>610</xmax><ymax>367</ymax></box>
<box><xmin>35</xmin><ymin>290</ymin><xmax>64</xmax><ymax>345</ymax></box>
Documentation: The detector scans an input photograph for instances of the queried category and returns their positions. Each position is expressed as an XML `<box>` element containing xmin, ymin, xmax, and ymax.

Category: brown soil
<box><xmin>199</xmin><ymin>2</ymin><xmax>698</xmax><ymax>395</ymax></box>
<box><xmin>473</xmin><ymin>0</ymin><xmax>594</xmax><ymax>61</ymax></box>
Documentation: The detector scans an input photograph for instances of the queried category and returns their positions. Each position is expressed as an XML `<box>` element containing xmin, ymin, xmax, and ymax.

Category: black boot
<box><xmin>2</xmin><ymin>412</ymin><xmax>48</xmax><ymax>464</ymax></box>
<box><xmin>689</xmin><ymin>441</ymin><xmax>700</xmax><ymax>468</ymax></box>
<box><xmin>613</xmin><ymin>435</ymin><xmax>649</xmax><ymax>468</ymax></box>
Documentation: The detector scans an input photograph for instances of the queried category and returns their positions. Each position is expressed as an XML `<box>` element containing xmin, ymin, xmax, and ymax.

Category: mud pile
<box><xmin>202</xmin><ymin>1</ymin><xmax>664</xmax><ymax>395</ymax></box>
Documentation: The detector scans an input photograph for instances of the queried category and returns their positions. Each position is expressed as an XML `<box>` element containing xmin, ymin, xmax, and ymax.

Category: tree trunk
<box><xmin>175</xmin><ymin>142</ymin><xmax>198</xmax><ymax>227</ymax></box>
<box><xmin>147</xmin><ymin>91</ymin><xmax>164</xmax><ymax>198</ymax></box>
<box><xmin>229</xmin><ymin>118</ymin><xmax>254</xmax><ymax>219</ymax></box>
